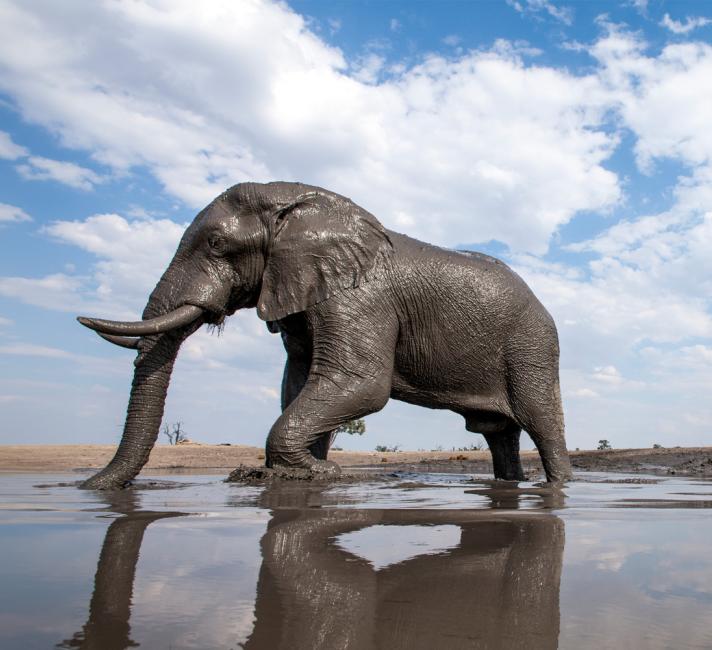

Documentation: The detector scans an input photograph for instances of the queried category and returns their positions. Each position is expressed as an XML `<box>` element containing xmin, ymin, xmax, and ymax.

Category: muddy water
<box><xmin>1</xmin><ymin>472</ymin><xmax>711</xmax><ymax>649</ymax></box>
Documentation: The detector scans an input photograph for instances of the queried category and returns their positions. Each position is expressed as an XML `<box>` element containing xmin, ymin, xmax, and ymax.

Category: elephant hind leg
<box><xmin>484</xmin><ymin>426</ymin><xmax>525</xmax><ymax>481</ymax></box>
<box><xmin>508</xmin><ymin>376</ymin><xmax>571</xmax><ymax>483</ymax></box>
<box><xmin>466</xmin><ymin>413</ymin><xmax>525</xmax><ymax>480</ymax></box>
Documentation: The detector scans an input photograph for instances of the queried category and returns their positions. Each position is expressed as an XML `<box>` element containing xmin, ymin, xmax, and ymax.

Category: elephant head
<box><xmin>77</xmin><ymin>182</ymin><xmax>392</xmax><ymax>489</ymax></box>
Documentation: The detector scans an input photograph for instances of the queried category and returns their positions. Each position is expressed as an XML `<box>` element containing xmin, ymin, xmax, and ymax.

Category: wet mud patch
<box><xmin>387</xmin><ymin>481</ymin><xmax>452</xmax><ymax>490</ymax></box>
<box><xmin>611</xmin><ymin>498</ymin><xmax>712</xmax><ymax>508</ymax></box>
<box><xmin>668</xmin><ymin>456</ymin><xmax>712</xmax><ymax>476</ymax></box>
<box><xmin>34</xmin><ymin>478</ymin><xmax>195</xmax><ymax>491</ymax></box>
<box><xmin>570</xmin><ymin>448</ymin><xmax>712</xmax><ymax>477</ymax></box>
<box><xmin>33</xmin><ymin>481</ymin><xmax>85</xmax><ymax>489</ymax></box>
<box><xmin>226</xmin><ymin>464</ymin><xmax>390</xmax><ymax>485</ymax></box>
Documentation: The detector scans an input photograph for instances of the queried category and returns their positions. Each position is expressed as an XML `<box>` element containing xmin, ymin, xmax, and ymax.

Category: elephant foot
<box><xmin>80</xmin><ymin>473</ymin><xmax>133</xmax><ymax>490</ymax></box>
<box><xmin>79</xmin><ymin>466</ymin><xmax>136</xmax><ymax>490</ymax></box>
<box><xmin>227</xmin><ymin>459</ymin><xmax>342</xmax><ymax>483</ymax></box>
<box><xmin>301</xmin><ymin>458</ymin><xmax>342</xmax><ymax>475</ymax></box>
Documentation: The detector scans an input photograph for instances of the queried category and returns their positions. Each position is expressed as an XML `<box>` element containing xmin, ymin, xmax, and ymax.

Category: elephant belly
<box><xmin>390</xmin><ymin>351</ymin><xmax>513</xmax><ymax>419</ymax></box>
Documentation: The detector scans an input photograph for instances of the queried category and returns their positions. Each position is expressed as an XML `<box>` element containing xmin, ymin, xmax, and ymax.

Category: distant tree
<box><xmin>163</xmin><ymin>422</ymin><xmax>187</xmax><ymax>445</ymax></box>
<box><xmin>375</xmin><ymin>444</ymin><xmax>400</xmax><ymax>453</ymax></box>
<box><xmin>597</xmin><ymin>439</ymin><xmax>611</xmax><ymax>450</ymax></box>
<box><xmin>334</xmin><ymin>419</ymin><xmax>366</xmax><ymax>435</ymax></box>
<box><xmin>456</xmin><ymin>442</ymin><xmax>485</xmax><ymax>451</ymax></box>
<box><xmin>328</xmin><ymin>418</ymin><xmax>366</xmax><ymax>448</ymax></box>
<box><xmin>653</xmin><ymin>443</ymin><xmax>663</xmax><ymax>449</ymax></box>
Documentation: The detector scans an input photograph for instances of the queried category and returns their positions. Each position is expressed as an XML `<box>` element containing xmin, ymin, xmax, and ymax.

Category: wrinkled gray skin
<box><xmin>78</xmin><ymin>182</ymin><xmax>571</xmax><ymax>489</ymax></box>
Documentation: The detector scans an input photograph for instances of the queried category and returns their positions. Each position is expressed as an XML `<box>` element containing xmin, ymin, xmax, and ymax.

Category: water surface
<box><xmin>1</xmin><ymin>471</ymin><xmax>711</xmax><ymax>649</ymax></box>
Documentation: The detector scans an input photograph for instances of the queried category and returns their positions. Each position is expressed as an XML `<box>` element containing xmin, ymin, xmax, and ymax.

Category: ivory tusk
<box><xmin>97</xmin><ymin>332</ymin><xmax>141</xmax><ymax>350</ymax></box>
<box><xmin>77</xmin><ymin>304</ymin><xmax>204</xmax><ymax>336</ymax></box>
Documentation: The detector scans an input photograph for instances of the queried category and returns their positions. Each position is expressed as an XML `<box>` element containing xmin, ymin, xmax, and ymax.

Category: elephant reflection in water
<box><xmin>57</xmin><ymin>492</ymin><xmax>183</xmax><ymax>650</ymax></box>
<box><xmin>56</xmin><ymin>481</ymin><xmax>563</xmax><ymax>650</ymax></box>
<box><xmin>245</xmin><ymin>484</ymin><xmax>565</xmax><ymax>650</ymax></box>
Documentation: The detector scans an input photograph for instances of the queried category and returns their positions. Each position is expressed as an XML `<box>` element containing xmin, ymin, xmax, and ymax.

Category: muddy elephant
<box><xmin>78</xmin><ymin>182</ymin><xmax>571</xmax><ymax>489</ymax></box>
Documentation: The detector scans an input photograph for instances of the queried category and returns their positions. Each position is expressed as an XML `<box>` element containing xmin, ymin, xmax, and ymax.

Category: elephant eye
<box><xmin>208</xmin><ymin>234</ymin><xmax>227</xmax><ymax>254</ymax></box>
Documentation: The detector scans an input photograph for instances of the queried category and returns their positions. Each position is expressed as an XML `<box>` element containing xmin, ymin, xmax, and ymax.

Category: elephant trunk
<box><xmin>80</xmin><ymin>269</ymin><xmax>200</xmax><ymax>490</ymax></box>
<box><xmin>80</xmin><ymin>332</ymin><xmax>181</xmax><ymax>489</ymax></box>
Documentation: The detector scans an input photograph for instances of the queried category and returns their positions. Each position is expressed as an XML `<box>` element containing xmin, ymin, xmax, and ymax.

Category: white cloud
<box><xmin>0</xmin><ymin>129</ymin><xmax>27</xmax><ymax>159</ymax></box>
<box><xmin>507</xmin><ymin>0</ymin><xmax>573</xmax><ymax>25</ymax></box>
<box><xmin>0</xmin><ymin>214</ymin><xmax>185</xmax><ymax>317</ymax></box>
<box><xmin>0</xmin><ymin>273</ymin><xmax>89</xmax><ymax>312</ymax></box>
<box><xmin>680</xmin><ymin>344</ymin><xmax>712</xmax><ymax>365</ymax></box>
<box><xmin>350</xmin><ymin>53</ymin><xmax>385</xmax><ymax>84</ymax></box>
<box><xmin>16</xmin><ymin>155</ymin><xmax>104</xmax><ymax>190</ymax></box>
<box><xmin>0</xmin><ymin>203</ymin><xmax>31</xmax><ymax>223</ymax></box>
<box><xmin>0</xmin><ymin>0</ymin><xmax>620</xmax><ymax>253</ymax></box>
<box><xmin>0</xmin><ymin>316</ymin><xmax>11</xmax><ymax>326</ymax></box>
<box><xmin>0</xmin><ymin>343</ymin><xmax>72</xmax><ymax>358</ymax></box>
<box><xmin>1</xmin><ymin>128</ymin><xmax>104</xmax><ymax>192</ymax></box>
<box><xmin>570</xmin><ymin>388</ymin><xmax>600</xmax><ymax>398</ymax></box>
<box><xmin>592</xmin><ymin>29</ymin><xmax>712</xmax><ymax>173</ymax></box>
<box><xmin>516</xmin><ymin>240</ymin><xmax>712</xmax><ymax>351</ymax></box>
<box><xmin>512</xmin><ymin>25</ymin><xmax>712</xmax><ymax>361</ymax></box>
<box><xmin>660</xmin><ymin>13</ymin><xmax>712</xmax><ymax>35</ymax></box>
<box><xmin>389</xmin><ymin>18</ymin><xmax>400</xmax><ymax>32</ymax></box>
<box><xmin>592</xmin><ymin>365</ymin><xmax>623</xmax><ymax>384</ymax></box>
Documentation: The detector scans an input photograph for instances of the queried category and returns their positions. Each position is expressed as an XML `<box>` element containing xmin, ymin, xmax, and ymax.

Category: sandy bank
<box><xmin>0</xmin><ymin>444</ymin><xmax>494</xmax><ymax>472</ymax></box>
<box><xmin>1</xmin><ymin>444</ymin><xmax>712</xmax><ymax>476</ymax></box>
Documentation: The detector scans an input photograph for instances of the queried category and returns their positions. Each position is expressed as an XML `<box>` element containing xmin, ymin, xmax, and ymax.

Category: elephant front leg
<box><xmin>266</xmin><ymin>371</ymin><xmax>391</xmax><ymax>474</ymax></box>
<box><xmin>279</xmin><ymin>335</ymin><xmax>332</xmax><ymax>461</ymax></box>
<box><xmin>267</xmin><ymin>300</ymin><xmax>397</xmax><ymax>475</ymax></box>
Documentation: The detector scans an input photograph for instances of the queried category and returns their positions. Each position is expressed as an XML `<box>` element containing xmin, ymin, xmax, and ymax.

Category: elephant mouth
<box><xmin>201</xmin><ymin>308</ymin><xmax>227</xmax><ymax>327</ymax></box>
<box><xmin>77</xmin><ymin>304</ymin><xmax>206</xmax><ymax>352</ymax></box>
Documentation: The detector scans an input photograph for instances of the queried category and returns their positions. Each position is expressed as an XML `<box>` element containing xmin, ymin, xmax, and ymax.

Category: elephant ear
<box><xmin>257</xmin><ymin>192</ymin><xmax>393</xmax><ymax>321</ymax></box>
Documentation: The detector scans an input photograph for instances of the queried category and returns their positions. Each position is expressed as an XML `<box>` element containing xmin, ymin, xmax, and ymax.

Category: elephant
<box><xmin>77</xmin><ymin>181</ymin><xmax>571</xmax><ymax>489</ymax></box>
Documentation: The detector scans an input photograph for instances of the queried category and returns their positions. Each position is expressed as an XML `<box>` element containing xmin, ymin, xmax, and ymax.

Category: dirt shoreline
<box><xmin>2</xmin><ymin>444</ymin><xmax>712</xmax><ymax>477</ymax></box>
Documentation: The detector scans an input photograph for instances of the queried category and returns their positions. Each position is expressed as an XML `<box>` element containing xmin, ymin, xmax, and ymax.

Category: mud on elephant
<box><xmin>78</xmin><ymin>182</ymin><xmax>571</xmax><ymax>489</ymax></box>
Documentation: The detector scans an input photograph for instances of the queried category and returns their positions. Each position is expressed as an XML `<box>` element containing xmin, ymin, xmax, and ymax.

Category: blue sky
<box><xmin>1</xmin><ymin>0</ymin><xmax>711</xmax><ymax>451</ymax></box>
